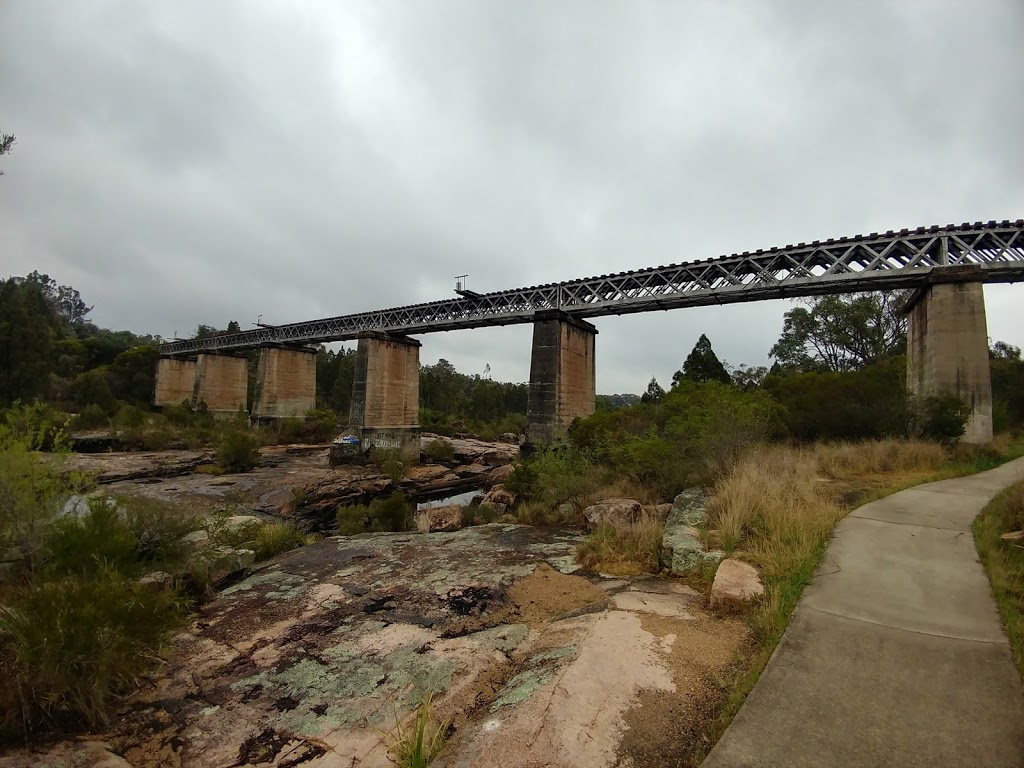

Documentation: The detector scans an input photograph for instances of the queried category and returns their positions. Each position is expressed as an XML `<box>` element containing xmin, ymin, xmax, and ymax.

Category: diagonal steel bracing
<box><xmin>160</xmin><ymin>219</ymin><xmax>1024</xmax><ymax>355</ymax></box>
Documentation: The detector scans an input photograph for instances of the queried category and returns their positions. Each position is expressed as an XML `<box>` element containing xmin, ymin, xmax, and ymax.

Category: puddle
<box><xmin>417</xmin><ymin>489</ymin><xmax>479</xmax><ymax>510</ymax></box>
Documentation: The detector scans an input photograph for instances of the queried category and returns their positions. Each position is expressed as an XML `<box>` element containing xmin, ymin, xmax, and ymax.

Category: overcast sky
<box><xmin>2</xmin><ymin>1</ymin><xmax>1022</xmax><ymax>393</ymax></box>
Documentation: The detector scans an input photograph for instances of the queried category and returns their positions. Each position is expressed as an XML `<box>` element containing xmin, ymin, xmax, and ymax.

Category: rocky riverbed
<box><xmin>56</xmin><ymin>434</ymin><xmax>519</xmax><ymax>530</ymax></box>
<box><xmin>1</xmin><ymin>524</ymin><xmax>749</xmax><ymax>768</ymax></box>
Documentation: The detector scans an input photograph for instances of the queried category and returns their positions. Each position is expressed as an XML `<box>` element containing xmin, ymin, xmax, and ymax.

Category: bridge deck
<box><xmin>159</xmin><ymin>220</ymin><xmax>1024</xmax><ymax>355</ymax></box>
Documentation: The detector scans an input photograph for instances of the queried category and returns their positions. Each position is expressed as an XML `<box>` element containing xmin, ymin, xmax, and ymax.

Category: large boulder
<box><xmin>196</xmin><ymin>547</ymin><xmax>255</xmax><ymax>586</ymax></box>
<box><xmin>661</xmin><ymin>524</ymin><xmax>706</xmax><ymax>576</ymax></box>
<box><xmin>670</xmin><ymin>488</ymin><xmax>707</xmax><ymax>528</ymax></box>
<box><xmin>415</xmin><ymin>505</ymin><xmax>463</xmax><ymax>533</ymax></box>
<box><xmin>483</xmin><ymin>485</ymin><xmax>516</xmax><ymax>507</ymax></box>
<box><xmin>710</xmin><ymin>558</ymin><xmax>764</xmax><ymax>608</ymax></box>
<box><xmin>487</xmin><ymin>463</ymin><xmax>516</xmax><ymax>488</ymax></box>
<box><xmin>583</xmin><ymin>498</ymin><xmax>643</xmax><ymax>530</ymax></box>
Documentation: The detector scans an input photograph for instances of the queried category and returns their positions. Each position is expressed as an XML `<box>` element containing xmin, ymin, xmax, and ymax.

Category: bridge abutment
<box><xmin>252</xmin><ymin>345</ymin><xmax>317</xmax><ymax>421</ymax></box>
<box><xmin>154</xmin><ymin>356</ymin><xmax>197</xmax><ymax>408</ymax></box>
<box><xmin>192</xmin><ymin>352</ymin><xmax>249</xmax><ymax>419</ymax></box>
<box><xmin>527</xmin><ymin>310</ymin><xmax>597</xmax><ymax>444</ymax></box>
<box><xmin>906</xmin><ymin>280</ymin><xmax>993</xmax><ymax>443</ymax></box>
<box><xmin>349</xmin><ymin>332</ymin><xmax>421</xmax><ymax>462</ymax></box>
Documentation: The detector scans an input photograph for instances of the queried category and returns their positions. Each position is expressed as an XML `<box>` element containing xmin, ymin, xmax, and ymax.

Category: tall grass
<box><xmin>0</xmin><ymin>569</ymin><xmax>185</xmax><ymax>739</ymax></box>
<box><xmin>577</xmin><ymin>512</ymin><xmax>664</xmax><ymax>576</ymax></box>
<box><xmin>973</xmin><ymin>481</ymin><xmax>1024</xmax><ymax>678</ymax></box>
<box><xmin>813</xmin><ymin>438</ymin><xmax>947</xmax><ymax>480</ymax></box>
<box><xmin>387</xmin><ymin>692</ymin><xmax>448</xmax><ymax>768</ymax></box>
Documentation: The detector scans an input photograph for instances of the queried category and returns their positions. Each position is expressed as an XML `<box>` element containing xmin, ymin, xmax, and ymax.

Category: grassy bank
<box><xmin>687</xmin><ymin>436</ymin><xmax>1024</xmax><ymax>763</ymax></box>
<box><xmin>973</xmin><ymin>481</ymin><xmax>1024</xmax><ymax>679</ymax></box>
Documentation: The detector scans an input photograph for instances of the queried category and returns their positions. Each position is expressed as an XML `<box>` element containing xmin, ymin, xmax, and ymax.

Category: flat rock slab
<box><xmin>704</xmin><ymin>458</ymin><xmax>1024</xmax><ymax>768</ymax></box>
<box><xmin>55</xmin><ymin>523</ymin><xmax>749</xmax><ymax>768</ymax></box>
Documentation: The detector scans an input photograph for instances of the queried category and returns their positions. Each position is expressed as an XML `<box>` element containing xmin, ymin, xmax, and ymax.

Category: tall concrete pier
<box><xmin>252</xmin><ymin>345</ymin><xmax>317</xmax><ymax>421</ymax></box>
<box><xmin>192</xmin><ymin>353</ymin><xmax>249</xmax><ymax>419</ymax></box>
<box><xmin>349</xmin><ymin>332</ymin><xmax>421</xmax><ymax>461</ymax></box>
<box><xmin>906</xmin><ymin>278</ymin><xmax>993</xmax><ymax>443</ymax></box>
<box><xmin>527</xmin><ymin>310</ymin><xmax>597</xmax><ymax>444</ymax></box>
<box><xmin>154</xmin><ymin>357</ymin><xmax>197</xmax><ymax>407</ymax></box>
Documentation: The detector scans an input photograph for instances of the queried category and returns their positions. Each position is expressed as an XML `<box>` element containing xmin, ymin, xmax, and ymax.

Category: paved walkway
<box><xmin>703</xmin><ymin>458</ymin><xmax>1024</xmax><ymax>768</ymax></box>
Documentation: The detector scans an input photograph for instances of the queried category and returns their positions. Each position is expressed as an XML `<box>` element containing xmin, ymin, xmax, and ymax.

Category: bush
<box><xmin>216</xmin><ymin>430</ymin><xmax>261</xmax><ymax>473</ymax></box>
<box><xmin>70</xmin><ymin>370</ymin><xmax>117</xmax><ymax>415</ymax></box>
<box><xmin>1</xmin><ymin>401</ymin><xmax>69</xmax><ymax>451</ymax></box>
<box><xmin>112</xmin><ymin>404</ymin><xmax>148</xmax><ymax>431</ymax></box>
<box><xmin>423</xmin><ymin>439</ymin><xmax>455</xmax><ymax>464</ymax></box>
<box><xmin>245</xmin><ymin>521</ymin><xmax>309</xmax><ymax>562</ymax></box>
<box><xmin>914</xmin><ymin>394</ymin><xmax>969</xmax><ymax>444</ymax></box>
<box><xmin>336</xmin><ymin>492</ymin><xmax>412</xmax><ymax>535</ymax></box>
<box><xmin>71</xmin><ymin>404</ymin><xmax>109</xmax><ymax>430</ymax></box>
<box><xmin>511</xmin><ymin>447</ymin><xmax>599</xmax><ymax>513</ymax></box>
<box><xmin>0</xmin><ymin>569</ymin><xmax>184</xmax><ymax>737</ymax></box>
<box><xmin>275</xmin><ymin>409</ymin><xmax>339</xmax><ymax>445</ymax></box>
<box><xmin>371</xmin><ymin>448</ymin><xmax>405</xmax><ymax>482</ymax></box>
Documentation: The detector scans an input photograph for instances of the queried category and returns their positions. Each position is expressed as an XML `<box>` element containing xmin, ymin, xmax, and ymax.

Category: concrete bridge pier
<box><xmin>252</xmin><ymin>345</ymin><xmax>317</xmax><ymax>421</ymax></box>
<box><xmin>349</xmin><ymin>332</ymin><xmax>421</xmax><ymax>462</ymax></box>
<box><xmin>192</xmin><ymin>352</ymin><xmax>249</xmax><ymax>419</ymax></box>
<box><xmin>906</xmin><ymin>277</ymin><xmax>993</xmax><ymax>443</ymax></box>
<box><xmin>154</xmin><ymin>356</ymin><xmax>197</xmax><ymax>408</ymax></box>
<box><xmin>526</xmin><ymin>310</ymin><xmax>597</xmax><ymax>444</ymax></box>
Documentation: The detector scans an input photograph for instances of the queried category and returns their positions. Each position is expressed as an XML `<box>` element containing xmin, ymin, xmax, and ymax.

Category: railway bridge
<box><xmin>156</xmin><ymin>220</ymin><xmax>1024</xmax><ymax>456</ymax></box>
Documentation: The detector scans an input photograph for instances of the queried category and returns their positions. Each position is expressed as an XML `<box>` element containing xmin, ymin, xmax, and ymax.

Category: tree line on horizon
<box><xmin>2</xmin><ymin>272</ymin><xmax>1024</xmax><ymax>441</ymax></box>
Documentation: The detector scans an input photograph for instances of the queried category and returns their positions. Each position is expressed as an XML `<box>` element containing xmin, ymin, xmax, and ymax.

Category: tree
<box><xmin>673</xmin><ymin>334</ymin><xmax>731</xmax><ymax>386</ymax></box>
<box><xmin>0</xmin><ymin>278</ymin><xmax>60</xmax><ymax>405</ymax></box>
<box><xmin>640</xmin><ymin>377</ymin><xmax>665</xmax><ymax>404</ymax></box>
<box><xmin>731</xmin><ymin>364</ymin><xmax>769</xmax><ymax>391</ymax></box>
<box><xmin>770</xmin><ymin>292</ymin><xmax>907</xmax><ymax>373</ymax></box>
<box><xmin>991</xmin><ymin>341</ymin><xmax>1021</xmax><ymax>361</ymax></box>
<box><xmin>0</xmin><ymin>132</ymin><xmax>13</xmax><ymax>176</ymax></box>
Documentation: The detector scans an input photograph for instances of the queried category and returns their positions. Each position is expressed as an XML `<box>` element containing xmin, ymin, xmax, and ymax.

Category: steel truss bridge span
<box><xmin>159</xmin><ymin>220</ymin><xmax>1024</xmax><ymax>356</ymax></box>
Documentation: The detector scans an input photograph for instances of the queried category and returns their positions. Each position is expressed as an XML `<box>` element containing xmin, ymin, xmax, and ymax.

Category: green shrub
<box><xmin>371</xmin><ymin>448</ymin><xmax>405</xmax><ymax>482</ymax></box>
<box><xmin>70</xmin><ymin>370</ymin><xmax>117</xmax><ymax>415</ymax></box>
<box><xmin>0</xmin><ymin>569</ymin><xmax>184</xmax><ymax>737</ymax></box>
<box><xmin>251</xmin><ymin>522</ymin><xmax>310</xmax><ymax>561</ymax></box>
<box><xmin>1</xmin><ymin>401</ymin><xmax>69</xmax><ymax>451</ymax></box>
<box><xmin>336</xmin><ymin>492</ymin><xmax>412</xmax><ymax>535</ymax></box>
<box><xmin>916</xmin><ymin>394</ymin><xmax>969</xmax><ymax>444</ymax></box>
<box><xmin>112</xmin><ymin>404</ymin><xmax>148</xmax><ymax>431</ymax></box>
<box><xmin>423</xmin><ymin>439</ymin><xmax>455</xmax><ymax>464</ymax></box>
<box><xmin>216</xmin><ymin>430</ymin><xmax>261</xmax><ymax>472</ymax></box>
<box><xmin>516</xmin><ymin>447</ymin><xmax>599</xmax><ymax>513</ymax></box>
<box><xmin>72</xmin><ymin>404</ymin><xmax>109</xmax><ymax>430</ymax></box>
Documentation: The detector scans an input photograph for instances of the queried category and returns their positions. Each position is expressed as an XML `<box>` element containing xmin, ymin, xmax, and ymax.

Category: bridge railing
<box><xmin>158</xmin><ymin>220</ymin><xmax>1024</xmax><ymax>355</ymax></box>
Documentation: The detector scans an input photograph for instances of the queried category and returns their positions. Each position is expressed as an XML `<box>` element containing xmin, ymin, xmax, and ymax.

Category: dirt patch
<box><xmin>617</xmin><ymin>612</ymin><xmax>752</xmax><ymax>768</ymax></box>
<box><xmin>444</xmin><ymin>564</ymin><xmax>608</xmax><ymax>636</ymax></box>
<box><xmin>507</xmin><ymin>564</ymin><xmax>608</xmax><ymax>627</ymax></box>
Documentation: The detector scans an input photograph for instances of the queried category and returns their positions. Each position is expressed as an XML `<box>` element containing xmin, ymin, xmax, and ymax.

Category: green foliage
<box><xmin>275</xmin><ymin>408</ymin><xmax>339</xmax><ymax>444</ymax></box>
<box><xmin>106</xmin><ymin>345</ymin><xmax>158</xmax><ymax>405</ymax></box>
<box><xmin>0</xmin><ymin>569</ymin><xmax>184</xmax><ymax>737</ymax></box>
<box><xmin>337</xmin><ymin>491</ymin><xmax>412</xmax><ymax>535</ymax></box>
<box><xmin>673</xmin><ymin>334</ymin><xmax>731</xmax><ymax>386</ymax></box>
<box><xmin>423</xmin><ymin>439</ymin><xmax>455</xmax><ymax>464</ymax></box>
<box><xmin>250</xmin><ymin>522</ymin><xmax>310</xmax><ymax>561</ymax></box>
<box><xmin>571</xmin><ymin>381</ymin><xmax>783</xmax><ymax>493</ymax></box>
<box><xmin>72</xmin><ymin>404</ymin><xmax>109</xmax><ymax>430</ymax></box>
<box><xmin>763</xmin><ymin>357</ymin><xmax>907</xmax><ymax>441</ymax></box>
<box><xmin>215</xmin><ymin>429</ymin><xmax>261</xmax><ymax>473</ymax></box>
<box><xmin>1</xmin><ymin>401</ymin><xmax>69</xmax><ymax>451</ymax></box>
<box><xmin>770</xmin><ymin>292</ymin><xmax>907</xmax><ymax>372</ymax></box>
<box><xmin>640</xmin><ymin>377</ymin><xmax>665</xmax><ymax>404</ymax></box>
<box><xmin>913</xmin><ymin>394</ymin><xmax>969</xmax><ymax>444</ymax></box>
<box><xmin>386</xmin><ymin>691</ymin><xmax>448</xmax><ymax>768</ymax></box>
<box><xmin>70</xmin><ymin>369</ymin><xmax>117</xmax><ymax>415</ymax></box>
<box><xmin>512</xmin><ymin>447</ymin><xmax>599</xmax><ymax>513</ymax></box>
<box><xmin>371</xmin><ymin>448</ymin><xmax>405</xmax><ymax>482</ymax></box>
<box><xmin>0</xmin><ymin>278</ymin><xmax>60</xmax><ymax>405</ymax></box>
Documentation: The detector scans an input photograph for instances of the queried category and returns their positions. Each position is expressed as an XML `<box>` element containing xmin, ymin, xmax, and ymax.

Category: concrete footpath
<box><xmin>703</xmin><ymin>458</ymin><xmax>1024</xmax><ymax>768</ymax></box>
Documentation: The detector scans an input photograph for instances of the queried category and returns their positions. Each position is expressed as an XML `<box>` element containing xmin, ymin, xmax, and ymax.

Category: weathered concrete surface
<box><xmin>703</xmin><ymin>458</ymin><xmax>1024</xmax><ymax>768</ymax></box>
<box><xmin>154</xmin><ymin>357</ymin><xmax>196</xmax><ymax>408</ymax></box>
<box><xmin>350</xmin><ymin>332</ymin><xmax>421</xmax><ymax>462</ymax></box>
<box><xmin>192</xmin><ymin>353</ymin><xmax>249</xmax><ymax>419</ymax></box>
<box><xmin>527</xmin><ymin>311</ymin><xmax>597</xmax><ymax>444</ymax></box>
<box><xmin>76</xmin><ymin>525</ymin><xmax>746</xmax><ymax>768</ymax></box>
<box><xmin>906</xmin><ymin>280</ymin><xmax>993</xmax><ymax>444</ymax></box>
<box><xmin>252</xmin><ymin>346</ymin><xmax>317</xmax><ymax>421</ymax></box>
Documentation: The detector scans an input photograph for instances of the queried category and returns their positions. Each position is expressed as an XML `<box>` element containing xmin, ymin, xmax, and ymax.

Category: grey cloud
<box><xmin>1</xmin><ymin>0</ymin><xmax>1022</xmax><ymax>392</ymax></box>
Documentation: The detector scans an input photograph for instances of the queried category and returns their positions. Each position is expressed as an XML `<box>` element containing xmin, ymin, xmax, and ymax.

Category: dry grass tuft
<box><xmin>516</xmin><ymin>500</ymin><xmax>578</xmax><ymax>527</ymax></box>
<box><xmin>590</xmin><ymin>478</ymin><xmax>663</xmax><ymax>506</ymax></box>
<box><xmin>813</xmin><ymin>439</ymin><xmax>946</xmax><ymax>480</ymax></box>
<box><xmin>577</xmin><ymin>512</ymin><xmax>664</xmax><ymax>576</ymax></box>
